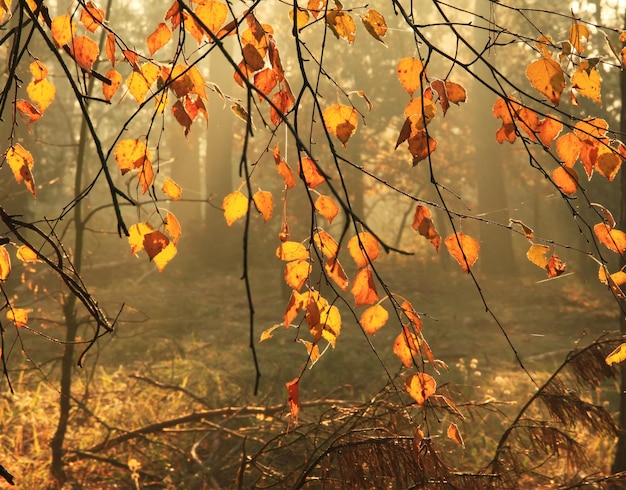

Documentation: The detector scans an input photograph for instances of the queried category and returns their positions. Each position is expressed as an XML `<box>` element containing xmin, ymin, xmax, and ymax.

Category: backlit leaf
<box><xmin>51</xmin><ymin>14</ymin><xmax>75</xmax><ymax>46</ymax></box>
<box><xmin>315</xmin><ymin>195</ymin><xmax>339</xmax><ymax>223</ymax></box>
<box><xmin>299</xmin><ymin>339</ymin><xmax>320</xmax><ymax>364</ymax></box>
<box><xmin>546</xmin><ymin>255</ymin><xmax>566</xmax><ymax>278</ymax></box>
<box><xmin>527</xmin><ymin>244</ymin><xmax>550</xmax><ymax>268</ymax></box>
<box><xmin>16</xmin><ymin>99</ymin><xmax>42</xmax><ymax>125</ymax></box>
<box><xmin>313</xmin><ymin>229</ymin><xmax>339</xmax><ymax>260</ymax></box>
<box><xmin>397</xmin><ymin>57</ymin><xmax>425</xmax><ymax>97</ymax></box>
<box><xmin>594</xmin><ymin>223</ymin><xmax>626</xmax><ymax>253</ymax></box>
<box><xmin>276</xmin><ymin>241</ymin><xmax>309</xmax><ymax>261</ymax></box>
<box><xmin>276</xmin><ymin>158</ymin><xmax>295</xmax><ymax>189</ymax></box>
<box><xmin>598</xmin><ymin>265</ymin><xmax>626</xmax><ymax>287</ymax></box>
<box><xmin>298</xmin><ymin>157</ymin><xmax>325</xmax><ymax>188</ymax></box>
<box><xmin>144</xmin><ymin>231</ymin><xmax>177</xmax><ymax>271</ymax></box>
<box><xmin>574</xmin><ymin>117</ymin><xmax>608</xmax><ymax>141</ymax></box>
<box><xmin>552</xmin><ymin>166</ymin><xmax>578</xmax><ymax>195</ymax></box>
<box><xmin>172</xmin><ymin>100</ymin><xmax>193</xmax><ymax>135</ymax></box>
<box><xmin>114</xmin><ymin>139</ymin><xmax>151</xmax><ymax>175</ymax></box>
<box><xmin>412</xmin><ymin>205</ymin><xmax>441</xmax><ymax>251</ymax></box>
<box><xmin>289</xmin><ymin>8</ymin><xmax>310</xmax><ymax>32</ymax></box>
<box><xmin>447</xmin><ymin>422</ymin><xmax>464</xmax><ymax>447</ymax></box>
<box><xmin>138</xmin><ymin>159</ymin><xmax>154</xmax><ymax>194</ymax></box>
<box><xmin>16</xmin><ymin>245</ymin><xmax>39</xmax><ymax>262</ymax></box>
<box><xmin>29</xmin><ymin>60</ymin><xmax>48</xmax><ymax>81</ymax></box>
<box><xmin>196</xmin><ymin>0</ymin><xmax>228</xmax><ymax>36</ymax></box>
<box><xmin>285</xmin><ymin>260</ymin><xmax>312</xmax><ymax>291</ymax></box>
<box><xmin>106</xmin><ymin>33</ymin><xmax>116</xmax><ymax>65</ymax></box>
<box><xmin>538</xmin><ymin>116</ymin><xmax>563</xmax><ymax>148</ymax></box>
<box><xmin>162</xmin><ymin>177</ymin><xmax>182</xmax><ymax>200</ymax></box>
<box><xmin>286</xmin><ymin>378</ymin><xmax>300</xmax><ymax>423</ymax></box>
<box><xmin>571</xmin><ymin>61</ymin><xmax>602</xmax><ymax>105</ymax></box>
<box><xmin>253</xmin><ymin>190</ymin><xmax>273</xmax><ymax>222</ymax></box>
<box><xmin>606</xmin><ymin>343</ymin><xmax>626</xmax><ymax>365</ymax></box>
<box><xmin>164</xmin><ymin>211</ymin><xmax>181</xmax><ymax>245</ymax></box>
<box><xmin>242</xmin><ymin>43</ymin><xmax>265</xmax><ymax>72</ymax></box>
<box><xmin>147</xmin><ymin>22</ymin><xmax>171</xmax><ymax>56</ymax></box>
<box><xmin>526</xmin><ymin>57</ymin><xmax>565</xmax><ymax>106</ymax></box>
<box><xmin>260</xmin><ymin>324</ymin><xmax>282</xmax><ymax>342</ymax></box>
<box><xmin>325</xmin><ymin>258</ymin><xmax>348</xmax><ymax>290</ymax></box>
<box><xmin>307</xmin><ymin>0</ymin><xmax>327</xmax><ymax>18</ymax></box>
<box><xmin>70</xmin><ymin>36</ymin><xmax>99</xmax><ymax>71</ymax></box>
<box><xmin>7</xmin><ymin>307</ymin><xmax>29</xmax><ymax>327</ymax></box>
<box><xmin>27</xmin><ymin>79</ymin><xmax>55</xmax><ymax>113</ymax></box>
<box><xmin>80</xmin><ymin>1</ymin><xmax>104</xmax><ymax>32</ymax></box>
<box><xmin>407</xmin><ymin>130</ymin><xmax>437</xmax><ymax>165</ymax></box>
<box><xmin>509</xmin><ymin>219</ymin><xmax>534</xmax><ymax>240</ymax></box>
<box><xmin>222</xmin><ymin>191</ymin><xmax>249</xmax><ymax>226</ymax></box>
<box><xmin>323</xmin><ymin>104</ymin><xmax>358</xmax><ymax>147</ymax></box>
<box><xmin>254</xmin><ymin>68</ymin><xmax>278</xmax><ymax>97</ymax></box>
<box><xmin>405</xmin><ymin>372</ymin><xmax>436</xmax><ymax>406</ymax></box>
<box><xmin>348</xmin><ymin>232</ymin><xmax>380</xmax><ymax>268</ymax></box>
<box><xmin>444</xmin><ymin>233</ymin><xmax>479</xmax><ymax>272</ymax></box>
<box><xmin>5</xmin><ymin>144</ymin><xmax>35</xmax><ymax>197</ymax></box>
<box><xmin>361</xmin><ymin>304</ymin><xmax>388</xmax><ymax>335</ymax></box>
<box><xmin>351</xmin><ymin>268</ymin><xmax>379</xmax><ymax>307</ymax></box>
<box><xmin>404</xmin><ymin>97</ymin><xmax>437</xmax><ymax>130</ymax></box>
<box><xmin>569</xmin><ymin>21</ymin><xmax>589</xmax><ymax>54</ymax></box>
<box><xmin>128</xmin><ymin>222</ymin><xmax>154</xmax><ymax>255</ymax></box>
<box><xmin>556</xmin><ymin>132</ymin><xmax>582</xmax><ymax>167</ymax></box>
<box><xmin>596</xmin><ymin>146</ymin><xmax>622</xmax><ymax>181</ymax></box>
<box><xmin>321</xmin><ymin>303</ymin><xmax>341</xmax><ymax>347</ymax></box>
<box><xmin>326</xmin><ymin>10</ymin><xmax>356</xmax><ymax>44</ymax></box>
<box><xmin>400</xmin><ymin>300</ymin><xmax>423</xmax><ymax>334</ymax></box>
<box><xmin>102</xmin><ymin>68</ymin><xmax>122</xmax><ymax>101</ymax></box>
<box><xmin>430</xmin><ymin>80</ymin><xmax>466</xmax><ymax>116</ymax></box>
<box><xmin>270</xmin><ymin>88</ymin><xmax>295</xmax><ymax>125</ymax></box>
<box><xmin>361</xmin><ymin>9</ymin><xmax>387</xmax><ymax>44</ymax></box>
<box><xmin>0</xmin><ymin>246</ymin><xmax>11</xmax><ymax>280</ymax></box>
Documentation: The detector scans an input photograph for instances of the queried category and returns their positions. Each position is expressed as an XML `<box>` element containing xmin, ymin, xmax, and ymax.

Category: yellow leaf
<box><xmin>70</xmin><ymin>36</ymin><xmax>99</xmax><ymax>71</ymax></box>
<box><xmin>16</xmin><ymin>245</ymin><xmax>38</xmax><ymax>262</ymax></box>
<box><xmin>360</xmin><ymin>304</ymin><xmax>388</xmax><ymax>335</ymax></box>
<box><xmin>253</xmin><ymin>190</ymin><xmax>273</xmax><ymax>222</ymax></box>
<box><xmin>164</xmin><ymin>211</ymin><xmax>181</xmax><ymax>245</ymax></box>
<box><xmin>348</xmin><ymin>232</ymin><xmax>380</xmax><ymax>268</ymax></box>
<box><xmin>606</xmin><ymin>343</ymin><xmax>626</xmax><ymax>365</ymax></box>
<box><xmin>260</xmin><ymin>324</ymin><xmax>282</xmax><ymax>342</ymax></box>
<box><xmin>114</xmin><ymin>139</ymin><xmax>151</xmax><ymax>175</ymax></box>
<box><xmin>526</xmin><ymin>243</ymin><xmax>550</xmax><ymax>268</ymax></box>
<box><xmin>5</xmin><ymin>144</ymin><xmax>35</xmax><ymax>197</ymax></box>
<box><xmin>289</xmin><ymin>7</ymin><xmax>310</xmax><ymax>32</ymax></box>
<box><xmin>325</xmin><ymin>258</ymin><xmax>348</xmax><ymax>290</ymax></box>
<box><xmin>526</xmin><ymin>57</ymin><xmax>565</xmax><ymax>106</ymax></box>
<box><xmin>128</xmin><ymin>222</ymin><xmax>154</xmax><ymax>255</ymax></box>
<box><xmin>29</xmin><ymin>60</ymin><xmax>48</xmax><ymax>82</ymax></box>
<box><xmin>447</xmin><ymin>422</ymin><xmax>465</xmax><ymax>447</ymax></box>
<box><xmin>80</xmin><ymin>1</ymin><xmax>104</xmax><ymax>32</ymax></box>
<box><xmin>574</xmin><ymin>117</ymin><xmax>608</xmax><ymax>141</ymax></box>
<box><xmin>405</xmin><ymin>372</ymin><xmax>436</xmax><ymax>406</ymax></box>
<box><xmin>569</xmin><ymin>21</ymin><xmax>589</xmax><ymax>54</ymax></box>
<box><xmin>394</xmin><ymin>326</ymin><xmax>420</xmax><ymax>367</ymax></box>
<box><xmin>351</xmin><ymin>268</ymin><xmax>379</xmax><ymax>307</ymax></box>
<box><xmin>51</xmin><ymin>14</ymin><xmax>75</xmax><ymax>46</ymax></box>
<box><xmin>276</xmin><ymin>241</ymin><xmax>309</xmax><ymax>261</ymax></box>
<box><xmin>0</xmin><ymin>246</ymin><xmax>11</xmax><ymax>280</ymax></box>
<box><xmin>444</xmin><ymin>233</ymin><xmax>479</xmax><ymax>272</ymax></box>
<box><xmin>284</xmin><ymin>260</ymin><xmax>311</xmax><ymax>291</ymax></box>
<box><xmin>397</xmin><ymin>57</ymin><xmax>425</xmax><ymax>97</ymax></box>
<box><xmin>196</xmin><ymin>0</ymin><xmax>228</xmax><ymax>37</ymax></box>
<box><xmin>320</xmin><ymin>303</ymin><xmax>341</xmax><ymax>347</ymax></box>
<box><xmin>313</xmin><ymin>229</ymin><xmax>338</xmax><ymax>260</ymax></box>
<box><xmin>571</xmin><ymin>61</ymin><xmax>602</xmax><ymax>105</ymax></box>
<box><xmin>594</xmin><ymin>223</ymin><xmax>626</xmax><ymax>254</ymax></box>
<box><xmin>143</xmin><ymin>231</ymin><xmax>176</xmax><ymax>271</ymax></box>
<box><xmin>404</xmin><ymin>97</ymin><xmax>437</xmax><ymax>130</ymax></box>
<box><xmin>315</xmin><ymin>195</ymin><xmax>339</xmax><ymax>223</ymax></box>
<box><xmin>7</xmin><ymin>307</ymin><xmax>29</xmax><ymax>327</ymax></box>
<box><xmin>147</xmin><ymin>22</ymin><xmax>171</xmax><ymax>56</ymax></box>
<box><xmin>27</xmin><ymin>79</ymin><xmax>55</xmax><ymax>113</ymax></box>
<box><xmin>162</xmin><ymin>177</ymin><xmax>182</xmax><ymax>200</ymax></box>
<box><xmin>326</xmin><ymin>10</ymin><xmax>356</xmax><ymax>44</ymax></box>
<box><xmin>222</xmin><ymin>191</ymin><xmax>249</xmax><ymax>226</ymax></box>
<box><xmin>298</xmin><ymin>339</ymin><xmax>320</xmax><ymax>363</ymax></box>
<box><xmin>361</xmin><ymin>9</ymin><xmax>387</xmax><ymax>44</ymax></box>
<box><xmin>323</xmin><ymin>104</ymin><xmax>358</xmax><ymax>148</ymax></box>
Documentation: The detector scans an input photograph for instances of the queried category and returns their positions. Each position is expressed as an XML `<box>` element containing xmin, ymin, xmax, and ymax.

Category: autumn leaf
<box><xmin>254</xmin><ymin>68</ymin><xmax>278</xmax><ymax>97</ymax></box>
<box><xmin>606</xmin><ymin>343</ymin><xmax>626</xmax><ymax>365</ymax></box>
<box><xmin>196</xmin><ymin>0</ymin><xmax>228</xmax><ymax>36</ymax></box>
<box><xmin>569</xmin><ymin>21</ymin><xmax>590</xmax><ymax>54</ymax></box>
<box><xmin>351</xmin><ymin>268</ymin><xmax>379</xmax><ymax>307</ymax></box>
<box><xmin>556</xmin><ymin>132</ymin><xmax>583</xmax><ymax>167</ymax></box>
<box><xmin>16</xmin><ymin>245</ymin><xmax>39</xmax><ymax>263</ymax></box>
<box><xmin>315</xmin><ymin>195</ymin><xmax>340</xmax><ymax>223</ymax></box>
<box><xmin>276</xmin><ymin>241</ymin><xmax>309</xmax><ymax>261</ymax></box>
<box><xmin>361</xmin><ymin>304</ymin><xmax>388</xmax><ymax>335</ymax></box>
<box><xmin>361</xmin><ymin>9</ymin><xmax>387</xmax><ymax>44</ymax></box>
<box><xmin>5</xmin><ymin>144</ymin><xmax>36</xmax><ymax>197</ymax></box>
<box><xmin>222</xmin><ymin>191</ymin><xmax>249</xmax><ymax>226</ymax></box>
<box><xmin>147</xmin><ymin>22</ymin><xmax>171</xmax><ymax>56</ymax></box>
<box><xmin>106</xmin><ymin>33</ymin><xmax>116</xmax><ymax>65</ymax></box>
<box><xmin>407</xmin><ymin>130</ymin><xmax>437</xmax><ymax>165</ymax></box>
<box><xmin>444</xmin><ymin>233</ymin><xmax>479</xmax><ymax>272</ymax></box>
<box><xmin>404</xmin><ymin>97</ymin><xmax>437</xmax><ymax>130</ymax></box>
<box><xmin>412</xmin><ymin>205</ymin><xmax>441</xmax><ymax>251</ymax></box>
<box><xmin>447</xmin><ymin>422</ymin><xmax>465</xmax><ymax>447</ymax></box>
<box><xmin>348</xmin><ymin>232</ymin><xmax>380</xmax><ymax>268</ymax></box>
<box><xmin>289</xmin><ymin>7</ymin><xmax>310</xmax><ymax>32</ymax></box>
<box><xmin>509</xmin><ymin>219</ymin><xmax>534</xmax><ymax>240</ymax></box>
<box><xmin>80</xmin><ymin>1</ymin><xmax>104</xmax><ymax>32</ymax></box>
<box><xmin>285</xmin><ymin>260</ymin><xmax>312</xmax><ymax>291</ymax></box>
<box><xmin>270</xmin><ymin>88</ymin><xmax>295</xmax><ymax>125</ymax></box>
<box><xmin>172</xmin><ymin>100</ymin><xmax>193</xmax><ymax>135</ymax></box>
<box><xmin>7</xmin><ymin>307</ymin><xmax>29</xmax><ymax>327</ymax></box>
<box><xmin>545</xmin><ymin>255</ymin><xmax>566</xmax><ymax>278</ymax></box>
<box><xmin>114</xmin><ymin>139</ymin><xmax>151</xmax><ymax>175</ymax></box>
<box><xmin>397</xmin><ymin>57</ymin><xmax>425</xmax><ymax>97</ymax></box>
<box><xmin>326</xmin><ymin>10</ymin><xmax>356</xmax><ymax>44</ymax></box>
<box><xmin>27</xmin><ymin>79</ymin><xmax>55</xmax><ymax>113</ymax></box>
<box><xmin>572</xmin><ymin>61</ymin><xmax>602</xmax><ymax>105</ymax></box>
<box><xmin>574</xmin><ymin>117</ymin><xmax>608</xmax><ymax>141</ymax></box>
<box><xmin>538</xmin><ymin>116</ymin><xmax>563</xmax><ymax>148</ymax></box>
<box><xmin>323</xmin><ymin>104</ymin><xmax>358</xmax><ymax>147</ymax></box>
<box><xmin>164</xmin><ymin>212</ymin><xmax>181</xmax><ymax>245</ymax></box>
<box><xmin>325</xmin><ymin>258</ymin><xmax>348</xmax><ymax>291</ymax></box>
<box><xmin>393</xmin><ymin>326</ymin><xmax>420</xmax><ymax>368</ymax></box>
<box><xmin>144</xmin><ymin>231</ymin><xmax>177</xmax><ymax>271</ymax></box>
<box><xmin>527</xmin><ymin>243</ymin><xmax>550</xmax><ymax>268</ymax></box>
<box><xmin>252</xmin><ymin>190</ymin><xmax>273</xmax><ymax>222</ymax></box>
<box><xmin>102</xmin><ymin>68</ymin><xmax>122</xmax><ymax>101</ymax></box>
<box><xmin>0</xmin><ymin>246</ymin><xmax>11</xmax><ymax>280</ymax></box>
<box><xmin>70</xmin><ymin>36</ymin><xmax>99</xmax><ymax>71</ymax></box>
<box><xmin>162</xmin><ymin>177</ymin><xmax>182</xmax><ymax>200</ymax></box>
<box><xmin>430</xmin><ymin>79</ymin><xmax>467</xmax><ymax>116</ymax></box>
<box><xmin>405</xmin><ymin>372</ymin><xmax>436</xmax><ymax>406</ymax></box>
<box><xmin>128</xmin><ymin>223</ymin><xmax>154</xmax><ymax>255</ymax></box>
<box><xmin>286</xmin><ymin>378</ymin><xmax>300</xmax><ymax>423</ymax></box>
<box><xmin>320</xmin><ymin>303</ymin><xmax>341</xmax><ymax>347</ymax></box>
<box><xmin>594</xmin><ymin>222</ymin><xmax>626</xmax><ymax>254</ymax></box>
<box><xmin>526</xmin><ymin>57</ymin><xmax>565</xmax><ymax>106</ymax></box>
<box><xmin>298</xmin><ymin>156</ymin><xmax>325</xmax><ymax>188</ymax></box>
<box><xmin>596</xmin><ymin>146</ymin><xmax>622</xmax><ymax>181</ymax></box>
<box><xmin>16</xmin><ymin>100</ymin><xmax>42</xmax><ymax>125</ymax></box>
<box><xmin>51</xmin><ymin>14</ymin><xmax>76</xmax><ymax>46</ymax></box>
<box><xmin>307</xmin><ymin>0</ymin><xmax>327</xmax><ymax>18</ymax></box>
<box><xmin>313</xmin><ymin>229</ymin><xmax>339</xmax><ymax>260</ymax></box>
<box><xmin>400</xmin><ymin>300</ymin><xmax>423</xmax><ymax>334</ymax></box>
<box><xmin>552</xmin><ymin>166</ymin><xmax>578</xmax><ymax>195</ymax></box>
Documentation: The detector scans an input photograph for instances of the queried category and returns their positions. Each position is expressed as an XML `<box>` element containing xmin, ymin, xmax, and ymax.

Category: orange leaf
<box><xmin>397</xmin><ymin>57</ymin><xmax>425</xmax><ymax>97</ymax></box>
<box><xmin>16</xmin><ymin>245</ymin><xmax>39</xmax><ymax>263</ymax></box>
<box><xmin>571</xmin><ymin>61</ymin><xmax>602</xmax><ymax>105</ymax></box>
<box><xmin>80</xmin><ymin>1</ymin><xmax>104</xmax><ymax>32</ymax></box>
<box><xmin>552</xmin><ymin>166</ymin><xmax>578</xmax><ymax>195</ymax></box>
<box><xmin>447</xmin><ymin>422</ymin><xmax>464</xmax><ymax>447</ymax></box>
<box><xmin>16</xmin><ymin>100</ymin><xmax>42</xmax><ymax>125</ymax></box>
<box><xmin>400</xmin><ymin>300</ymin><xmax>423</xmax><ymax>334</ymax></box>
<box><xmin>325</xmin><ymin>257</ymin><xmax>349</xmax><ymax>291</ymax></box>
<box><xmin>196</xmin><ymin>0</ymin><xmax>228</xmax><ymax>36</ymax></box>
<box><xmin>348</xmin><ymin>232</ymin><xmax>380</xmax><ymax>268</ymax></box>
<box><xmin>276</xmin><ymin>158</ymin><xmax>295</xmax><ymax>189</ymax></box>
<box><xmin>361</xmin><ymin>304</ymin><xmax>388</xmax><ymax>335</ymax></box>
<box><xmin>444</xmin><ymin>233</ymin><xmax>479</xmax><ymax>272</ymax></box>
<box><xmin>404</xmin><ymin>97</ymin><xmax>437</xmax><ymax>130</ymax></box>
<box><xmin>253</xmin><ymin>190</ymin><xmax>273</xmax><ymax>222</ymax></box>
<box><xmin>106</xmin><ymin>33</ymin><xmax>116</xmax><ymax>65</ymax></box>
<box><xmin>254</xmin><ymin>68</ymin><xmax>278</xmax><ymax>97</ymax></box>
<box><xmin>172</xmin><ymin>100</ymin><xmax>193</xmax><ymax>135</ymax></box>
<box><xmin>556</xmin><ymin>133</ymin><xmax>582</xmax><ymax>167</ymax></box>
<box><xmin>526</xmin><ymin>244</ymin><xmax>550</xmax><ymax>268</ymax></box>
<box><xmin>298</xmin><ymin>157</ymin><xmax>325</xmax><ymax>188</ymax></box>
<box><xmin>569</xmin><ymin>21</ymin><xmax>589</xmax><ymax>54</ymax></box>
<box><xmin>162</xmin><ymin>177</ymin><xmax>182</xmax><ymax>200</ymax></box>
<box><xmin>276</xmin><ymin>241</ymin><xmax>309</xmax><ymax>261</ymax></box>
<box><xmin>102</xmin><ymin>68</ymin><xmax>122</xmax><ymax>101</ymax></box>
<box><xmin>128</xmin><ymin>223</ymin><xmax>153</xmax><ymax>255</ymax></box>
<box><xmin>412</xmin><ymin>205</ymin><xmax>441</xmax><ymax>251</ymax></box>
<box><xmin>144</xmin><ymin>231</ymin><xmax>177</xmax><ymax>271</ymax></box>
<box><xmin>313</xmin><ymin>229</ymin><xmax>339</xmax><ymax>260</ymax></box>
<box><xmin>222</xmin><ymin>191</ymin><xmax>249</xmax><ymax>226</ymax></box>
<box><xmin>596</xmin><ymin>146</ymin><xmax>622</xmax><ymax>181</ymax></box>
<box><xmin>27</xmin><ymin>79</ymin><xmax>55</xmax><ymax>113</ymax></box>
<box><xmin>430</xmin><ymin>79</ymin><xmax>466</xmax><ymax>116</ymax></box>
<box><xmin>323</xmin><ymin>104</ymin><xmax>358</xmax><ymax>147</ymax></box>
<box><xmin>361</xmin><ymin>9</ymin><xmax>387</xmax><ymax>44</ymax></box>
<box><xmin>315</xmin><ymin>195</ymin><xmax>339</xmax><ymax>223</ymax></box>
<box><xmin>538</xmin><ymin>116</ymin><xmax>563</xmax><ymax>148</ymax></box>
<box><xmin>351</xmin><ymin>268</ymin><xmax>379</xmax><ymax>307</ymax></box>
<box><xmin>594</xmin><ymin>223</ymin><xmax>626</xmax><ymax>253</ymax></box>
<box><xmin>545</xmin><ymin>255</ymin><xmax>566</xmax><ymax>278</ymax></box>
<box><xmin>270</xmin><ymin>87</ymin><xmax>295</xmax><ymax>125</ymax></box>
<box><xmin>164</xmin><ymin>211</ymin><xmax>181</xmax><ymax>245</ymax></box>
<box><xmin>147</xmin><ymin>22</ymin><xmax>171</xmax><ymax>56</ymax></box>
<box><xmin>7</xmin><ymin>307</ymin><xmax>29</xmax><ymax>327</ymax></box>
<box><xmin>138</xmin><ymin>160</ymin><xmax>154</xmax><ymax>194</ymax></box>
<box><xmin>70</xmin><ymin>36</ymin><xmax>99</xmax><ymax>71</ymax></box>
<box><xmin>5</xmin><ymin>144</ymin><xmax>36</xmax><ymax>197</ymax></box>
<box><xmin>326</xmin><ymin>10</ymin><xmax>356</xmax><ymax>44</ymax></box>
<box><xmin>407</xmin><ymin>130</ymin><xmax>437</xmax><ymax>165</ymax></box>
<box><xmin>405</xmin><ymin>372</ymin><xmax>436</xmax><ymax>406</ymax></box>
<box><xmin>285</xmin><ymin>260</ymin><xmax>312</xmax><ymax>291</ymax></box>
<box><xmin>526</xmin><ymin>57</ymin><xmax>564</xmax><ymax>106</ymax></box>
<box><xmin>286</xmin><ymin>377</ymin><xmax>300</xmax><ymax>423</ymax></box>
<box><xmin>0</xmin><ymin>246</ymin><xmax>11</xmax><ymax>281</ymax></box>
<box><xmin>307</xmin><ymin>0</ymin><xmax>327</xmax><ymax>18</ymax></box>
<box><xmin>284</xmin><ymin>290</ymin><xmax>303</xmax><ymax>327</ymax></box>
<box><xmin>51</xmin><ymin>14</ymin><xmax>76</xmax><ymax>46</ymax></box>
<box><xmin>114</xmin><ymin>139</ymin><xmax>151</xmax><ymax>175</ymax></box>
<box><xmin>574</xmin><ymin>117</ymin><xmax>608</xmax><ymax>141</ymax></box>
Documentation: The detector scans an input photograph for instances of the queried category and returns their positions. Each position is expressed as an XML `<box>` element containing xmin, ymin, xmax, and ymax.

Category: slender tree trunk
<box><xmin>611</xmin><ymin>8</ymin><xmax>626</xmax><ymax>475</ymax></box>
